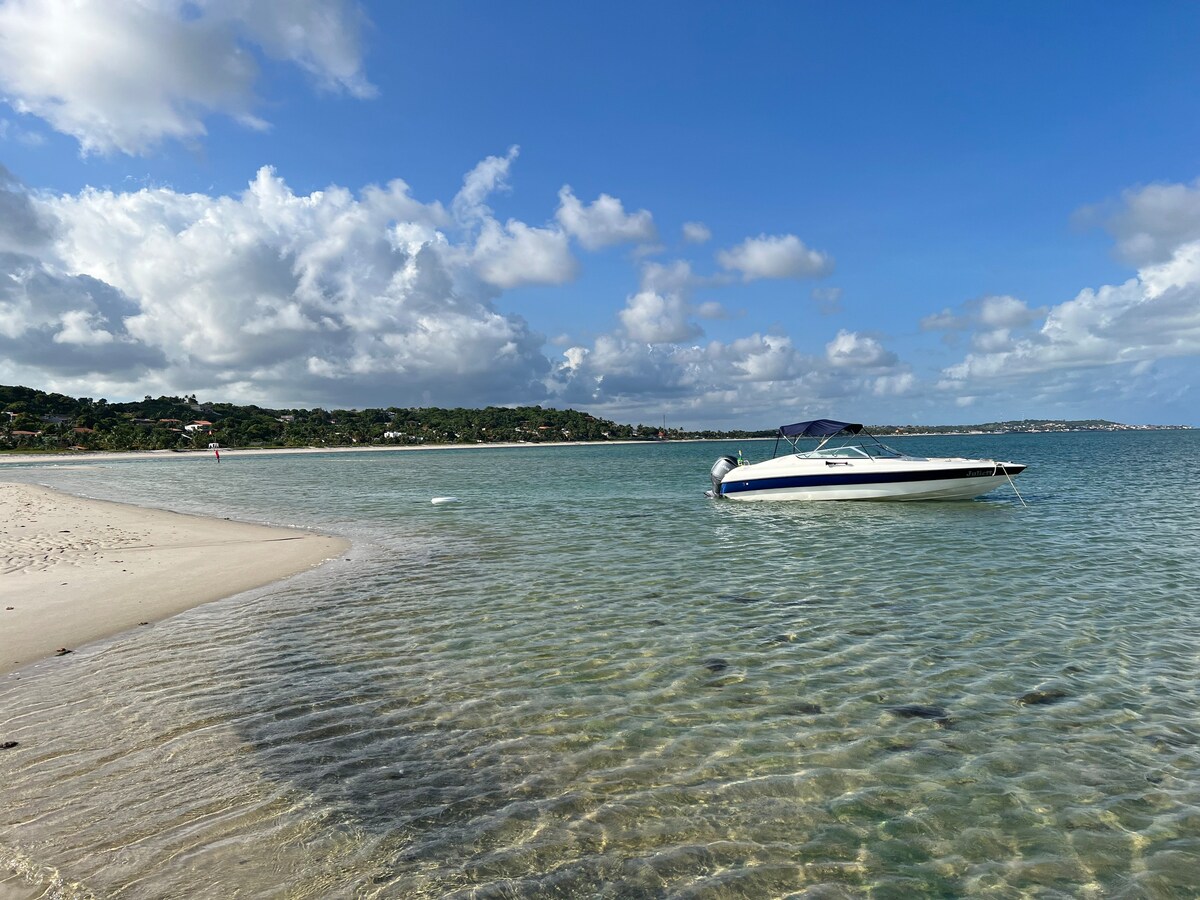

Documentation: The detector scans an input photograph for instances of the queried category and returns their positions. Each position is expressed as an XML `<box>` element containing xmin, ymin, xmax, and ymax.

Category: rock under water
<box><xmin>1018</xmin><ymin>688</ymin><xmax>1069</xmax><ymax>706</ymax></box>
<box><xmin>886</xmin><ymin>704</ymin><xmax>951</xmax><ymax>726</ymax></box>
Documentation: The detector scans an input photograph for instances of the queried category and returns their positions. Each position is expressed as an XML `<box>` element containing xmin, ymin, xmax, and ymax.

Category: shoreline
<box><xmin>0</xmin><ymin>482</ymin><xmax>348</xmax><ymax>677</ymax></box>
<box><xmin>2</xmin><ymin>429</ymin><xmax>1187</xmax><ymax>466</ymax></box>
<box><xmin>0</xmin><ymin>439</ymin><xmax>690</xmax><ymax>466</ymax></box>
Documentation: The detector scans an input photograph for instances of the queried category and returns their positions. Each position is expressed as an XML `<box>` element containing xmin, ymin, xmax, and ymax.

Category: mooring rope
<box><xmin>995</xmin><ymin>461</ymin><xmax>1028</xmax><ymax>507</ymax></box>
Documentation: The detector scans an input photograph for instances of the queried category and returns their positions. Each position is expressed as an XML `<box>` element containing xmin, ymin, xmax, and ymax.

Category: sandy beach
<box><xmin>0</xmin><ymin>482</ymin><xmax>348</xmax><ymax>676</ymax></box>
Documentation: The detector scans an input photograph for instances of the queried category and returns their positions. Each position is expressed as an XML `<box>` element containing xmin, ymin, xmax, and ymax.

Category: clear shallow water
<box><xmin>1</xmin><ymin>432</ymin><xmax>1198</xmax><ymax>899</ymax></box>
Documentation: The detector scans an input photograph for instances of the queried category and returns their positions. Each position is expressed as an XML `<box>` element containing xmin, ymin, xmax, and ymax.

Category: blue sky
<box><xmin>2</xmin><ymin>1</ymin><xmax>1199</xmax><ymax>427</ymax></box>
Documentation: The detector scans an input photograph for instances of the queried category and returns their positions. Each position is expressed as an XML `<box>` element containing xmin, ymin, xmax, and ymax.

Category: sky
<box><xmin>1</xmin><ymin>1</ymin><xmax>1199</xmax><ymax>428</ymax></box>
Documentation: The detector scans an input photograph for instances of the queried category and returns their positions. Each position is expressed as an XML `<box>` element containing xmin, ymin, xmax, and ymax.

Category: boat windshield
<box><xmin>796</xmin><ymin>441</ymin><xmax>904</xmax><ymax>459</ymax></box>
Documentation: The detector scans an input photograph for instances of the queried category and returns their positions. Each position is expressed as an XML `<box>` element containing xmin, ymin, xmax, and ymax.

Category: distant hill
<box><xmin>870</xmin><ymin>419</ymin><xmax>1191</xmax><ymax>435</ymax></box>
<box><xmin>0</xmin><ymin>384</ymin><xmax>1189</xmax><ymax>453</ymax></box>
<box><xmin>0</xmin><ymin>384</ymin><xmax>672</xmax><ymax>452</ymax></box>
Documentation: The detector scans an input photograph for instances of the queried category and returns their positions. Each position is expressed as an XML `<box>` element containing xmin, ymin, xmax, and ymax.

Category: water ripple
<box><xmin>2</xmin><ymin>433</ymin><xmax>1199</xmax><ymax>897</ymax></box>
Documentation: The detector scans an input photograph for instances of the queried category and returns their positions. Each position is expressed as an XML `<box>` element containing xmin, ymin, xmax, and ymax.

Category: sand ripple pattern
<box><xmin>2</xmin><ymin>432</ymin><xmax>1199</xmax><ymax>898</ymax></box>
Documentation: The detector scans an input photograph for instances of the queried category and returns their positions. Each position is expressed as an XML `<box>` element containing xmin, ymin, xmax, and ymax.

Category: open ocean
<box><xmin>2</xmin><ymin>431</ymin><xmax>1199</xmax><ymax>899</ymax></box>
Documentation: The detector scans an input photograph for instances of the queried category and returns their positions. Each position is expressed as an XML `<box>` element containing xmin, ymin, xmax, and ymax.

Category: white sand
<box><xmin>0</xmin><ymin>482</ymin><xmax>347</xmax><ymax>675</ymax></box>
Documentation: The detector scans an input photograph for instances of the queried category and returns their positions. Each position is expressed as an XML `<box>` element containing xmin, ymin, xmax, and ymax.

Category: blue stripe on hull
<box><xmin>720</xmin><ymin>465</ymin><xmax>1024</xmax><ymax>496</ymax></box>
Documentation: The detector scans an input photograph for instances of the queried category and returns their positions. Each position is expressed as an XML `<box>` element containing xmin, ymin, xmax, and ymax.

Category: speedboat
<box><xmin>708</xmin><ymin>419</ymin><xmax>1026</xmax><ymax>502</ymax></box>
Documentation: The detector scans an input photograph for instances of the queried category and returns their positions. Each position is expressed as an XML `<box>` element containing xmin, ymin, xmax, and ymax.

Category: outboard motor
<box><xmin>709</xmin><ymin>455</ymin><xmax>739</xmax><ymax>498</ymax></box>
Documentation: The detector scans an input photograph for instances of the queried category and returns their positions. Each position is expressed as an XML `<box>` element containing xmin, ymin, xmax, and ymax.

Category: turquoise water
<box><xmin>2</xmin><ymin>432</ymin><xmax>1198</xmax><ymax>898</ymax></box>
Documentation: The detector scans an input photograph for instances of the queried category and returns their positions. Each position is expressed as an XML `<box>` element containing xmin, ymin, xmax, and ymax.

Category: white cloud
<box><xmin>453</xmin><ymin>146</ymin><xmax>519</xmax><ymax>224</ymax></box>
<box><xmin>717</xmin><ymin>233</ymin><xmax>833</xmax><ymax>280</ymax></box>
<box><xmin>2</xmin><ymin>153</ymin><xmax>933</xmax><ymax>425</ymax></box>
<box><xmin>682</xmin><ymin>221</ymin><xmax>711</xmax><ymax>244</ymax></box>
<box><xmin>873</xmin><ymin>372</ymin><xmax>915</xmax><ymax>396</ymax></box>
<box><xmin>921</xmin><ymin>294</ymin><xmax>1038</xmax><ymax>332</ymax></box>
<box><xmin>0</xmin><ymin>0</ymin><xmax>373</xmax><ymax>155</ymax></box>
<box><xmin>1104</xmin><ymin>177</ymin><xmax>1200</xmax><ymax>266</ymax></box>
<box><xmin>825</xmin><ymin>330</ymin><xmax>898</xmax><ymax>370</ymax></box>
<box><xmin>54</xmin><ymin>308</ymin><xmax>114</xmax><ymax>346</ymax></box>
<box><xmin>549</xmin><ymin>323</ymin><xmax>925</xmax><ymax>428</ymax></box>
<box><xmin>8</xmin><ymin>140</ymin><xmax>1196</xmax><ymax>427</ymax></box>
<box><xmin>722</xmin><ymin>333</ymin><xmax>806</xmax><ymax>382</ymax></box>
<box><xmin>556</xmin><ymin>187</ymin><xmax>656</xmax><ymax>249</ymax></box>
<box><xmin>940</xmin><ymin>240</ymin><xmax>1200</xmax><ymax>391</ymax></box>
<box><xmin>8</xmin><ymin>160</ymin><xmax>554</xmax><ymax>405</ymax></box>
<box><xmin>471</xmin><ymin>219</ymin><xmax>578</xmax><ymax>289</ymax></box>
<box><xmin>920</xmin><ymin>308</ymin><xmax>962</xmax><ymax>331</ymax></box>
<box><xmin>213</xmin><ymin>0</ymin><xmax>375</xmax><ymax>98</ymax></box>
<box><xmin>978</xmin><ymin>295</ymin><xmax>1038</xmax><ymax>328</ymax></box>
<box><xmin>616</xmin><ymin>260</ymin><xmax>705</xmax><ymax>344</ymax></box>
<box><xmin>619</xmin><ymin>290</ymin><xmax>700</xmax><ymax>343</ymax></box>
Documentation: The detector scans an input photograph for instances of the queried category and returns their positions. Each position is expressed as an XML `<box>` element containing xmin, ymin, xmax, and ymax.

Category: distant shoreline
<box><xmin>0</xmin><ymin>439</ymin><xmax>689</xmax><ymax>465</ymax></box>
<box><xmin>0</xmin><ymin>427</ymin><xmax>1194</xmax><ymax>465</ymax></box>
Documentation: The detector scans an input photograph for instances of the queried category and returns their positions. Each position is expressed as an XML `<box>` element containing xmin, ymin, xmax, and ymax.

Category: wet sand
<box><xmin>0</xmin><ymin>482</ymin><xmax>347</xmax><ymax>676</ymax></box>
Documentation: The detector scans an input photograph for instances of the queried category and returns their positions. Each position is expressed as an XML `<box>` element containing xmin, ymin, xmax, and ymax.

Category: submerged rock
<box><xmin>702</xmin><ymin>657</ymin><xmax>729</xmax><ymax>673</ymax></box>
<box><xmin>719</xmin><ymin>594</ymin><xmax>762</xmax><ymax>604</ymax></box>
<box><xmin>1018</xmin><ymin>688</ymin><xmax>1069</xmax><ymax>706</ymax></box>
<box><xmin>886</xmin><ymin>704</ymin><xmax>951</xmax><ymax>726</ymax></box>
<box><xmin>646</xmin><ymin>619</ymin><xmax>667</xmax><ymax>627</ymax></box>
<box><xmin>785</xmin><ymin>702</ymin><xmax>822</xmax><ymax>715</ymax></box>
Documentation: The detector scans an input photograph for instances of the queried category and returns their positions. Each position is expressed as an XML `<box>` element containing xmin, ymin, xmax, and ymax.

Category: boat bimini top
<box><xmin>772</xmin><ymin>419</ymin><xmax>903</xmax><ymax>460</ymax></box>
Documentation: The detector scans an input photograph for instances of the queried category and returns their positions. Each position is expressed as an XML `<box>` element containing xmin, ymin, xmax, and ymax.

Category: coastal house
<box><xmin>184</xmin><ymin>420</ymin><xmax>214</xmax><ymax>432</ymax></box>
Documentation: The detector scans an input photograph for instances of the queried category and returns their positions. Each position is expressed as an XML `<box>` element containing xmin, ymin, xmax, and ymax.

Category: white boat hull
<box><xmin>718</xmin><ymin>457</ymin><xmax>1025</xmax><ymax>502</ymax></box>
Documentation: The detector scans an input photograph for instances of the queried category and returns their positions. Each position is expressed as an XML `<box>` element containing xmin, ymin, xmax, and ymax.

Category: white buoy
<box><xmin>431</xmin><ymin>496</ymin><xmax>462</xmax><ymax>505</ymax></box>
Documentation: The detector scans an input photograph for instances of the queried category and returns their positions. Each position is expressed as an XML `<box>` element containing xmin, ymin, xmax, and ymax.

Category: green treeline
<box><xmin>0</xmin><ymin>384</ymin><xmax>722</xmax><ymax>452</ymax></box>
<box><xmin>1</xmin><ymin>384</ymin><xmax>1177</xmax><ymax>454</ymax></box>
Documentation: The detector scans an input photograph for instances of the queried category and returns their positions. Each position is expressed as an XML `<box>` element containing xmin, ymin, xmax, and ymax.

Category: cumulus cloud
<box><xmin>445</xmin><ymin>148</ymin><xmax>580</xmax><ymax>289</ymax></box>
<box><xmin>1103</xmin><ymin>177</ymin><xmax>1200</xmax><ymax>266</ymax></box>
<box><xmin>471</xmin><ymin>219</ymin><xmax>577</xmax><ymax>289</ymax></box>
<box><xmin>11</xmin><ymin>137</ymin><xmax>1196</xmax><ymax>427</ymax></box>
<box><xmin>556</xmin><ymin>187</ymin><xmax>656</xmax><ymax>249</ymax></box>
<box><xmin>616</xmin><ymin>261</ymin><xmax>705</xmax><ymax>343</ymax></box>
<box><xmin>922</xmin><ymin>294</ymin><xmax>1039</xmax><ymax>333</ymax></box>
<box><xmin>0</xmin><ymin>0</ymin><xmax>373</xmax><ymax>155</ymax></box>
<box><xmin>3</xmin><ymin>160</ymin><xmax>560</xmax><ymax>405</ymax></box>
<box><xmin>2</xmin><ymin>151</ymin><xmax>931</xmax><ymax>424</ymax></box>
<box><xmin>682</xmin><ymin>221</ymin><xmax>711</xmax><ymax>244</ymax></box>
<box><xmin>940</xmin><ymin>242</ymin><xmax>1200</xmax><ymax>392</ymax></box>
<box><xmin>825</xmin><ymin>330</ymin><xmax>898</xmax><ymax>370</ymax></box>
<box><xmin>717</xmin><ymin>233</ymin><xmax>833</xmax><ymax>280</ymax></box>
<box><xmin>935</xmin><ymin>177</ymin><xmax>1200</xmax><ymax>413</ymax></box>
<box><xmin>549</xmin><ymin>328</ymin><xmax>918</xmax><ymax>428</ymax></box>
<box><xmin>619</xmin><ymin>290</ymin><xmax>700</xmax><ymax>344</ymax></box>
